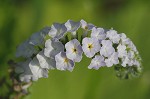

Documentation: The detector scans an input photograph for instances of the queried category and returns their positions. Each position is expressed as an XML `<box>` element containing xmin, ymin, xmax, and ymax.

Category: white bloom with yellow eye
<box><xmin>82</xmin><ymin>37</ymin><xmax>100</xmax><ymax>58</ymax></box>
<box><xmin>55</xmin><ymin>52</ymin><xmax>75</xmax><ymax>72</ymax></box>
<box><xmin>65</xmin><ymin>39</ymin><xmax>83</xmax><ymax>62</ymax></box>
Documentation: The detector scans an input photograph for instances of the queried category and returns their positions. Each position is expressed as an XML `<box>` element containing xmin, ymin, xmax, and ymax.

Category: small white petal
<box><xmin>100</xmin><ymin>40</ymin><xmax>115</xmax><ymax>57</ymax></box>
<box><xmin>65</xmin><ymin>20</ymin><xmax>80</xmax><ymax>33</ymax></box>
<box><xmin>127</xmin><ymin>40</ymin><xmax>137</xmax><ymax>52</ymax></box>
<box><xmin>48</xmin><ymin>23</ymin><xmax>67</xmax><ymax>40</ymax></box>
<box><xmin>37</xmin><ymin>51</ymin><xmax>56</xmax><ymax>69</ymax></box>
<box><xmin>29</xmin><ymin>57</ymin><xmax>49</xmax><ymax>79</ymax></box>
<box><xmin>117</xmin><ymin>44</ymin><xmax>127</xmax><ymax>58</ymax></box>
<box><xmin>120</xmin><ymin>33</ymin><xmax>130</xmax><ymax>45</ymax></box>
<box><xmin>44</xmin><ymin>39</ymin><xmax>64</xmax><ymax>58</ymax></box>
<box><xmin>88</xmin><ymin>55</ymin><xmax>106</xmax><ymax>70</ymax></box>
<box><xmin>16</xmin><ymin>59</ymin><xmax>36</xmax><ymax>82</ymax></box>
<box><xmin>105</xmin><ymin>52</ymin><xmax>119</xmax><ymax>67</ymax></box>
<box><xmin>128</xmin><ymin>50</ymin><xmax>135</xmax><ymax>59</ymax></box>
<box><xmin>29</xmin><ymin>32</ymin><xmax>44</xmax><ymax>46</ymax></box>
<box><xmin>121</xmin><ymin>56</ymin><xmax>130</xmax><ymax>67</ymax></box>
<box><xmin>41</xmin><ymin>26</ymin><xmax>51</xmax><ymax>36</ymax></box>
<box><xmin>16</xmin><ymin>40</ymin><xmax>38</xmax><ymax>58</ymax></box>
<box><xmin>106</xmin><ymin>29</ymin><xmax>120</xmax><ymax>44</ymax></box>
<box><xmin>80</xmin><ymin>19</ymin><xmax>95</xmax><ymax>30</ymax></box>
<box><xmin>91</xmin><ymin>27</ymin><xmax>106</xmax><ymax>41</ymax></box>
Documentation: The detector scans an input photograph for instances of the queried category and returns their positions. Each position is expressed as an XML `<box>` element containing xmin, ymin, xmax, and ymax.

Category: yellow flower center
<box><xmin>85</xmin><ymin>26</ymin><xmax>88</xmax><ymax>30</ymax></box>
<box><xmin>64</xmin><ymin>58</ymin><xmax>69</xmax><ymax>63</ymax></box>
<box><xmin>72</xmin><ymin>48</ymin><xmax>77</xmax><ymax>53</ymax></box>
<box><xmin>88</xmin><ymin>44</ymin><xmax>93</xmax><ymax>50</ymax></box>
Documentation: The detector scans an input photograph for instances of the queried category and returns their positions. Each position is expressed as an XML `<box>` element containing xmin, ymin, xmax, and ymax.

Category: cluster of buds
<box><xmin>14</xmin><ymin>19</ymin><xmax>142</xmax><ymax>82</ymax></box>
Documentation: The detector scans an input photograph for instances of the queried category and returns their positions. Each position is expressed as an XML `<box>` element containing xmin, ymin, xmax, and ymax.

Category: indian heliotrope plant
<box><xmin>14</xmin><ymin>19</ymin><xmax>142</xmax><ymax>83</ymax></box>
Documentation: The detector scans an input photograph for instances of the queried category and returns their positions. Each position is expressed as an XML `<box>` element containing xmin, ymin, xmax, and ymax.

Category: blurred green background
<box><xmin>0</xmin><ymin>0</ymin><xmax>150</xmax><ymax>99</ymax></box>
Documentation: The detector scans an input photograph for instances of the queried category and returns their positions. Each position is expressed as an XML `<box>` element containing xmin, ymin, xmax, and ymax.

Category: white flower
<box><xmin>132</xmin><ymin>59</ymin><xmax>140</xmax><ymax>67</ymax></box>
<box><xmin>80</xmin><ymin>19</ymin><xmax>95</xmax><ymax>30</ymax></box>
<box><xmin>29</xmin><ymin>32</ymin><xmax>45</xmax><ymax>46</ymax></box>
<box><xmin>16</xmin><ymin>59</ymin><xmax>38</xmax><ymax>82</ymax></box>
<box><xmin>117</xmin><ymin>44</ymin><xmax>127</xmax><ymax>58</ymax></box>
<box><xmin>106</xmin><ymin>29</ymin><xmax>120</xmax><ymax>44</ymax></box>
<box><xmin>82</xmin><ymin>37</ymin><xmax>100</xmax><ymax>58</ymax></box>
<box><xmin>44</xmin><ymin>39</ymin><xmax>64</xmax><ymax>58</ymax></box>
<box><xmin>121</xmin><ymin>57</ymin><xmax>140</xmax><ymax>67</ymax></box>
<box><xmin>48</xmin><ymin>23</ymin><xmax>67</xmax><ymax>40</ymax></box>
<box><xmin>40</xmin><ymin>26</ymin><xmax>51</xmax><ymax>36</ymax></box>
<box><xmin>127</xmin><ymin>40</ymin><xmax>137</xmax><ymax>52</ymax></box>
<box><xmin>29</xmin><ymin>57</ymin><xmax>49</xmax><ymax>79</ymax></box>
<box><xmin>100</xmin><ymin>40</ymin><xmax>115</xmax><ymax>57</ymax></box>
<box><xmin>16</xmin><ymin>40</ymin><xmax>38</xmax><ymax>58</ymax></box>
<box><xmin>37</xmin><ymin>50</ymin><xmax>56</xmax><ymax>69</ymax></box>
<box><xmin>65</xmin><ymin>20</ymin><xmax>80</xmax><ymax>34</ymax></box>
<box><xmin>88</xmin><ymin>55</ymin><xmax>106</xmax><ymax>70</ymax></box>
<box><xmin>105</xmin><ymin>52</ymin><xmax>119</xmax><ymax>67</ymax></box>
<box><xmin>91</xmin><ymin>27</ymin><xmax>106</xmax><ymax>41</ymax></box>
<box><xmin>20</xmin><ymin>74</ymin><xmax>38</xmax><ymax>83</ymax></box>
<box><xmin>121</xmin><ymin>56</ymin><xmax>130</xmax><ymax>67</ymax></box>
<box><xmin>128</xmin><ymin>50</ymin><xmax>135</xmax><ymax>59</ymax></box>
<box><xmin>120</xmin><ymin>33</ymin><xmax>130</xmax><ymax>45</ymax></box>
<box><xmin>65</xmin><ymin>39</ymin><xmax>83</xmax><ymax>62</ymax></box>
<box><xmin>29</xmin><ymin>27</ymin><xmax>51</xmax><ymax>46</ymax></box>
<box><xmin>55</xmin><ymin>52</ymin><xmax>74</xmax><ymax>72</ymax></box>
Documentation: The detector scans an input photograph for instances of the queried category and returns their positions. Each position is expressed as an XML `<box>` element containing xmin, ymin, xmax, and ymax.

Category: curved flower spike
<box><xmin>65</xmin><ymin>39</ymin><xmax>83</xmax><ymax>62</ymax></box>
<box><xmin>48</xmin><ymin>23</ymin><xmax>67</xmax><ymax>40</ymax></box>
<box><xmin>88</xmin><ymin>55</ymin><xmax>106</xmax><ymax>70</ymax></box>
<box><xmin>44</xmin><ymin>39</ymin><xmax>64</xmax><ymax>58</ymax></box>
<box><xmin>82</xmin><ymin>37</ymin><xmax>100</xmax><ymax>58</ymax></box>
<box><xmin>55</xmin><ymin>52</ymin><xmax>74</xmax><ymax>72</ymax></box>
<box><xmin>14</xmin><ymin>19</ymin><xmax>142</xmax><ymax>83</ymax></box>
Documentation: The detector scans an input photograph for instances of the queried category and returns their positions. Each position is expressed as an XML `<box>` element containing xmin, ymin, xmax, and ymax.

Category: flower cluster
<box><xmin>15</xmin><ymin>19</ymin><xmax>142</xmax><ymax>82</ymax></box>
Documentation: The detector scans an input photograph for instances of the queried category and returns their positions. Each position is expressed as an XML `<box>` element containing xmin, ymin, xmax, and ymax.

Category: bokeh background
<box><xmin>0</xmin><ymin>0</ymin><xmax>150</xmax><ymax>99</ymax></box>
